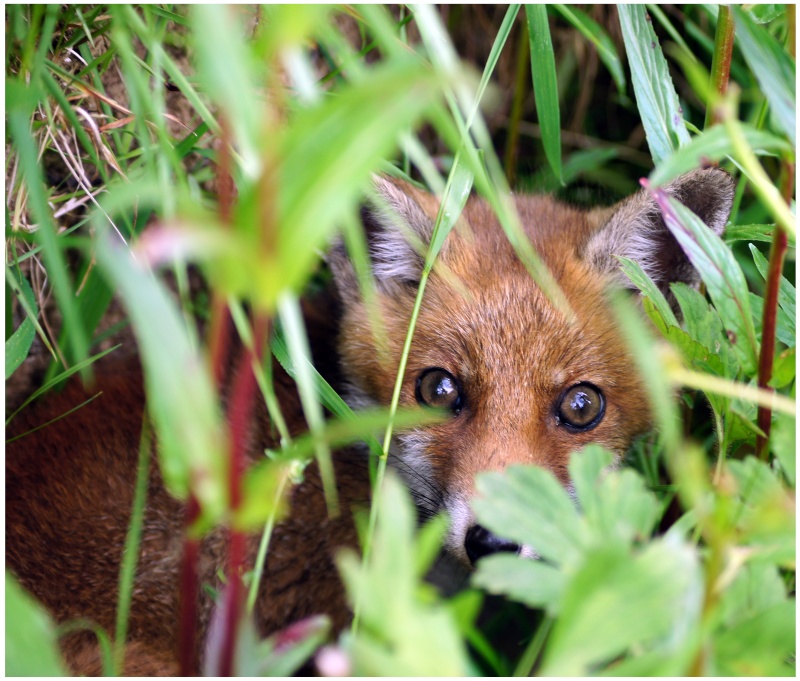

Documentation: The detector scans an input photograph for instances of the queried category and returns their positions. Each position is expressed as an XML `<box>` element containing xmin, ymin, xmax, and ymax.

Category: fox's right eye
<box><xmin>416</xmin><ymin>369</ymin><xmax>463</xmax><ymax>413</ymax></box>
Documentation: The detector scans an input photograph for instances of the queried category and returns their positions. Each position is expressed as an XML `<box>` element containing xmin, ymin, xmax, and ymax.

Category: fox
<box><xmin>6</xmin><ymin>167</ymin><xmax>734</xmax><ymax>675</ymax></box>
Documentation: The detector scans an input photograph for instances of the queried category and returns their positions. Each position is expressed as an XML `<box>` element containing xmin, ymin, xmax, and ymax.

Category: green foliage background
<box><xmin>5</xmin><ymin>4</ymin><xmax>796</xmax><ymax>676</ymax></box>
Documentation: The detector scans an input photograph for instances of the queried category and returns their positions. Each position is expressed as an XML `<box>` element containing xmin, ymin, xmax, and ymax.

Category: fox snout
<box><xmin>463</xmin><ymin>524</ymin><xmax>520</xmax><ymax>565</ymax></box>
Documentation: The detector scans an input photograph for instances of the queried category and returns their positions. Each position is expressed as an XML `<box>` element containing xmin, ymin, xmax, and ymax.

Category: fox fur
<box><xmin>6</xmin><ymin>168</ymin><xmax>733</xmax><ymax>675</ymax></box>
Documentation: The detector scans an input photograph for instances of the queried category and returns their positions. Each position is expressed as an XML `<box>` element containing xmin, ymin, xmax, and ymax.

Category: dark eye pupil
<box><xmin>558</xmin><ymin>383</ymin><xmax>604</xmax><ymax>430</ymax></box>
<box><xmin>416</xmin><ymin>369</ymin><xmax>462</xmax><ymax>413</ymax></box>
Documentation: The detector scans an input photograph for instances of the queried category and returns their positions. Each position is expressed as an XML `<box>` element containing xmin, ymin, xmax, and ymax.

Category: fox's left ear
<box><xmin>583</xmin><ymin>167</ymin><xmax>735</xmax><ymax>293</ymax></box>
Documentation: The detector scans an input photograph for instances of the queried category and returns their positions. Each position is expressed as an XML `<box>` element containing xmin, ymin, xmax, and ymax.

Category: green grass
<box><xmin>5</xmin><ymin>4</ymin><xmax>795</xmax><ymax>676</ymax></box>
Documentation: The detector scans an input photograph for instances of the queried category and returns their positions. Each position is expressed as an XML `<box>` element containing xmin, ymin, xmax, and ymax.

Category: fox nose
<box><xmin>464</xmin><ymin>524</ymin><xmax>520</xmax><ymax>565</ymax></box>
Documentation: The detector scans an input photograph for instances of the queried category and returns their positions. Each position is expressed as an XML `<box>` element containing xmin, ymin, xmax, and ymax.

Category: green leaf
<box><xmin>671</xmin><ymin>282</ymin><xmax>734</xmax><ymax>367</ymax></box>
<box><xmin>541</xmin><ymin>537</ymin><xmax>703</xmax><ymax>676</ymax></box>
<box><xmin>338</xmin><ymin>474</ymin><xmax>469</xmax><ymax>676</ymax></box>
<box><xmin>732</xmin><ymin>6</ymin><xmax>796</xmax><ymax>146</ymax></box>
<box><xmin>5</xmin><ymin>274</ymin><xmax>37</xmax><ymax>379</ymax></box>
<box><xmin>770</xmin><ymin>346</ymin><xmax>796</xmax><ymax>389</ymax></box>
<box><xmin>570</xmin><ymin>445</ymin><xmax>661</xmax><ymax>546</ymax></box>
<box><xmin>275</xmin><ymin>57</ymin><xmax>442</xmax><ymax>303</ymax></box>
<box><xmin>473</xmin><ymin>465</ymin><xmax>585</xmax><ymax>566</ymax></box>
<box><xmin>553</xmin><ymin>4</ymin><xmax>626</xmax><ymax>96</ymax></box>
<box><xmin>650</xmin><ymin>186</ymin><xmax>759</xmax><ymax>375</ymax></box>
<box><xmin>712</xmin><ymin>602</ymin><xmax>796</xmax><ymax>676</ymax></box>
<box><xmin>749</xmin><ymin>244</ymin><xmax>796</xmax><ymax>336</ymax></box>
<box><xmin>770</xmin><ymin>411</ymin><xmax>796</xmax><ymax>485</ymax></box>
<box><xmin>616</xmin><ymin>255</ymin><xmax>679</xmax><ymax>328</ymax></box>
<box><xmin>649</xmin><ymin>124</ymin><xmax>792</xmax><ymax>187</ymax></box>
<box><xmin>719</xmin><ymin>562</ymin><xmax>788</xmax><ymax>629</ymax></box>
<box><xmin>749</xmin><ymin>292</ymin><xmax>795</xmax><ymax>348</ymax></box>
<box><xmin>526</xmin><ymin>5</ymin><xmax>562</xmax><ymax>184</ymax></box>
<box><xmin>233</xmin><ymin>614</ymin><xmax>330</xmax><ymax>677</ymax></box>
<box><xmin>744</xmin><ymin>4</ymin><xmax>786</xmax><ymax>23</ymax></box>
<box><xmin>618</xmin><ymin>5</ymin><xmax>691</xmax><ymax>164</ymax></box>
<box><xmin>96</xmin><ymin>230</ymin><xmax>226</xmax><ymax>521</ymax></box>
<box><xmin>5</xmin><ymin>571</ymin><xmax>68</xmax><ymax>676</ymax></box>
<box><xmin>472</xmin><ymin>553</ymin><xmax>565</xmax><ymax>611</ymax></box>
<box><xmin>725</xmin><ymin>223</ymin><xmax>795</xmax><ymax>248</ymax></box>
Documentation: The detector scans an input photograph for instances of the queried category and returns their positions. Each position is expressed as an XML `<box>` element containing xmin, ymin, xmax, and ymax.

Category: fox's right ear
<box><xmin>584</xmin><ymin>167</ymin><xmax>735</xmax><ymax>295</ymax></box>
<box><xmin>328</xmin><ymin>176</ymin><xmax>439</xmax><ymax>302</ymax></box>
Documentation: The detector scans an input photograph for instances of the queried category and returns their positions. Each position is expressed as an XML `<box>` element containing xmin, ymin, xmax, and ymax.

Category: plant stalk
<box><xmin>218</xmin><ymin>313</ymin><xmax>269</xmax><ymax>676</ymax></box>
<box><xmin>704</xmin><ymin>5</ymin><xmax>735</xmax><ymax>129</ymax></box>
<box><xmin>755</xmin><ymin>161</ymin><xmax>793</xmax><ymax>459</ymax></box>
<box><xmin>178</xmin><ymin>495</ymin><xmax>201</xmax><ymax>676</ymax></box>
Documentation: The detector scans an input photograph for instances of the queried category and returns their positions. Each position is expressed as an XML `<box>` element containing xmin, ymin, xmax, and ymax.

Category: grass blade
<box><xmin>526</xmin><ymin>5</ymin><xmax>562</xmax><ymax>184</ymax></box>
<box><xmin>553</xmin><ymin>4</ymin><xmax>626</xmax><ymax>96</ymax></box>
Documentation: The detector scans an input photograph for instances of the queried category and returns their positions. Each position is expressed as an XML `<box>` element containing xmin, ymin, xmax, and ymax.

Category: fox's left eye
<box><xmin>557</xmin><ymin>383</ymin><xmax>604</xmax><ymax>430</ymax></box>
<box><xmin>416</xmin><ymin>368</ymin><xmax>463</xmax><ymax>413</ymax></box>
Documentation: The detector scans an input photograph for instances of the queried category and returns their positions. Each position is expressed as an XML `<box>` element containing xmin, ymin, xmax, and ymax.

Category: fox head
<box><xmin>329</xmin><ymin>169</ymin><xmax>733</xmax><ymax>567</ymax></box>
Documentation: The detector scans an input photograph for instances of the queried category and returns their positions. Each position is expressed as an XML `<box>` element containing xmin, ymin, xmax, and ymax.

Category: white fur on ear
<box><xmin>364</xmin><ymin>176</ymin><xmax>434</xmax><ymax>285</ymax></box>
<box><xmin>584</xmin><ymin>167</ymin><xmax>735</xmax><ymax>291</ymax></box>
<box><xmin>328</xmin><ymin>176</ymin><xmax>436</xmax><ymax>301</ymax></box>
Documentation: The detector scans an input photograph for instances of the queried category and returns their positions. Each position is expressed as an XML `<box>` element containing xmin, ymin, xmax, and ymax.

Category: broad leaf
<box><xmin>618</xmin><ymin>5</ymin><xmax>690</xmax><ymax>163</ymax></box>
<box><xmin>732</xmin><ymin>6</ymin><xmax>796</xmax><ymax>146</ymax></box>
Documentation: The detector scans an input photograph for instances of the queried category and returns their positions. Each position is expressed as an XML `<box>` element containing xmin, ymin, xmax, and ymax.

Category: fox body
<box><xmin>6</xmin><ymin>169</ymin><xmax>733</xmax><ymax>674</ymax></box>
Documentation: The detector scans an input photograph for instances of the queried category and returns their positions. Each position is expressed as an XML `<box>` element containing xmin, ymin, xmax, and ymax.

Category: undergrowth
<box><xmin>5</xmin><ymin>4</ymin><xmax>796</xmax><ymax>676</ymax></box>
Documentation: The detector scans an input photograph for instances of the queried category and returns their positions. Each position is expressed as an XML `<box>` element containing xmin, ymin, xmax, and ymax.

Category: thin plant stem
<box><xmin>113</xmin><ymin>416</ymin><xmax>152</xmax><ymax>675</ymax></box>
<box><xmin>513</xmin><ymin>615</ymin><xmax>553</xmax><ymax>676</ymax></box>
<box><xmin>504</xmin><ymin>18</ymin><xmax>530</xmax><ymax>185</ymax></box>
<box><xmin>704</xmin><ymin>5</ymin><xmax>735</xmax><ymax>130</ymax></box>
<box><xmin>178</xmin><ymin>495</ymin><xmax>201</xmax><ymax>676</ymax></box>
<box><xmin>246</xmin><ymin>469</ymin><xmax>290</xmax><ymax>613</ymax></box>
<box><xmin>218</xmin><ymin>313</ymin><xmax>270</xmax><ymax>676</ymax></box>
<box><xmin>755</xmin><ymin>161</ymin><xmax>793</xmax><ymax>459</ymax></box>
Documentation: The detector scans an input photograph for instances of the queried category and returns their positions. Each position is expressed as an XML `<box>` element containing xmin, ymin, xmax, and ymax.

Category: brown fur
<box><xmin>6</xmin><ymin>169</ymin><xmax>733</xmax><ymax>674</ymax></box>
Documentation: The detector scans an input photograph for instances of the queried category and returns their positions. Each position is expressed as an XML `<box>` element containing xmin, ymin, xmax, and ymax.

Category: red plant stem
<box><xmin>755</xmin><ymin>162</ymin><xmax>794</xmax><ymax>459</ymax></box>
<box><xmin>178</xmin><ymin>495</ymin><xmax>201</xmax><ymax>676</ymax></box>
<box><xmin>704</xmin><ymin>5</ymin><xmax>735</xmax><ymax>130</ymax></box>
<box><xmin>218</xmin><ymin>313</ymin><xmax>270</xmax><ymax>676</ymax></box>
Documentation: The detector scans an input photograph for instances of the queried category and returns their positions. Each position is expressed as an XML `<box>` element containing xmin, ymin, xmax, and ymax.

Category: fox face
<box><xmin>330</xmin><ymin>169</ymin><xmax>733</xmax><ymax>568</ymax></box>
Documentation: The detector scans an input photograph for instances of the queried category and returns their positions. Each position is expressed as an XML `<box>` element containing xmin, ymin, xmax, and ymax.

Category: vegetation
<box><xmin>5</xmin><ymin>4</ymin><xmax>795</xmax><ymax>676</ymax></box>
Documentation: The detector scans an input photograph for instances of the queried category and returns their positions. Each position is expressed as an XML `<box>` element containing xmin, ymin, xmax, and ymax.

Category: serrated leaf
<box><xmin>526</xmin><ymin>5</ymin><xmax>562</xmax><ymax>184</ymax></box>
<box><xmin>732</xmin><ymin>5</ymin><xmax>796</xmax><ymax>146</ymax></box>
<box><xmin>472</xmin><ymin>553</ymin><xmax>565</xmax><ymax>611</ymax></box>
<box><xmin>541</xmin><ymin>537</ymin><xmax>703</xmax><ymax>676</ymax></box>
<box><xmin>553</xmin><ymin>4</ymin><xmax>626</xmax><ymax>95</ymax></box>
<box><xmin>649</xmin><ymin>124</ymin><xmax>793</xmax><ymax>187</ymax></box>
<box><xmin>473</xmin><ymin>465</ymin><xmax>584</xmax><ymax>566</ymax></box>
<box><xmin>618</xmin><ymin>5</ymin><xmax>690</xmax><ymax>164</ymax></box>
<box><xmin>651</xmin><ymin>188</ymin><xmax>759</xmax><ymax>375</ymax></box>
<box><xmin>571</xmin><ymin>445</ymin><xmax>661</xmax><ymax>546</ymax></box>
<box><xmin>712</xmin><ymin>602</ymin><xmax>796</xmax><ymax>676</ymax></box>
<box><xmin>749</xmin><ymin>243</ymin><xmax>796</xmax><ymax>336</ymax></box>
<box><xmin>671</xmin><ymin>282</ymin><xmax>737</xmax><ymax>378</ymax></box>
<box><xmin>337</xmin><ymin>474</ymin><xmax>469</xmax><ymax>676</ymax></box>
